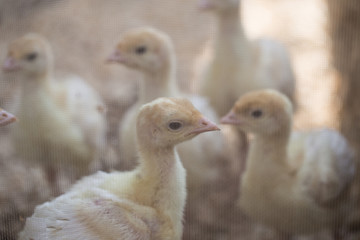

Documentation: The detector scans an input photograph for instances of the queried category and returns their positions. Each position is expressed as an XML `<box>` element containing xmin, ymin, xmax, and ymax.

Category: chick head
<box><xmin>0</xmin><ymin>108</ymin><xmax>16</xmax><ymax>127</ymax></box>
<box><xmin>137</xmin><ymin>97</ymin><xmax>220</xmax><ymax>148</ymax></box>
<box><xmin>221</xmin><ymin>89</ymin><xmax>293</xmax><ymax>135</ymax></box>
<box><xmin>198</xmin><ymin>0</ymin><xmax>239</xmax><ymax>13</ymax></box>
<box><xmin>3</xmin><ymin>33</ymin><xmax>53</xmax><ymax>77</ymax></box>
<box><xmin>107</xmin><ymin>27</ymin><xmax>174</xmax><ymax>74</ymax></box>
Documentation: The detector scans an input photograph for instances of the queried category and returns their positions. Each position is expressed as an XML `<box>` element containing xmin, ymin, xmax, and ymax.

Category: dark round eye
<box><xmin>135</xmin><ymin>46</ymin><xmax>147</xmax><ymax>55</ymax></box>
<box><xmin>25</xmin><ymin>52</ymin><xmax>37</xmax><ymax>61</ymax></box>
<box><xmin>168</xmin><ymin>121</ymin><xmax>182</xmax><ymax>131</ymax></box>
<box><xmin>251</xmin><ymin>109</ymin><xmax>263</xmax><ymax>118</ymax></box>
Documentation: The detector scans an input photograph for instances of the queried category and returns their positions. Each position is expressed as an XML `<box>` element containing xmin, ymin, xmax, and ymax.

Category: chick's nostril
<box><xmin>201</xmin><ymin>120</ymin><xmax>208</xmax><ymax>126</ymax></box>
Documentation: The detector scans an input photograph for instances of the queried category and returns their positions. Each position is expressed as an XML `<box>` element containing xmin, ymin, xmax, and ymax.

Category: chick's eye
<box><xmin>251</xmin><ymin>109</ymin><xmax>263</xmax><ymax>118</ymax></box>
<box><xmin>135</xmin><ymin>46</ymin><xmax>147</xmax><ymax>55</ymax></box>
<box><xmin>168</xmin><ymin>121</ymin><xmax>183</xmax><ymax>131</ymax></box>
<box><xmin>25</xmin><ymin>53</ymin><xmax>37</xmax><ymax>61</ymax></box>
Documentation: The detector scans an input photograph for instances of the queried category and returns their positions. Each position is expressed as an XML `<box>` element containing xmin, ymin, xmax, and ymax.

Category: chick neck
<box><xmin>139</xmin><ymin>57</ymin><xmax>178</xmax><ymax>104</ymax></box>
<box><xmin>135</xmin><ymin>127</ymin><xmax>184</xmax><ymax>198</ymax></box>
<box><xmin>214</xmin><ymin>3</ymin><xmax>250</xmax><ymax>59</ymax></box>
<box><xmin>135</xmin><ymin>137</ymin><xmax>186</xmax><ymax>237</ymax></box>
<box><xmin>247</xmin><ymin>124</ymin><xmax>292</xmax><ymax>174</ymax></box>
<box><xmin>137</xmin><ymin>142</ymin><xmax>180</xmax><ymax>185</ymax></box>
<box><xmin>20</xmin><ymin>66</ymin><xmax>54</xmax><ymax>92</ymax></box>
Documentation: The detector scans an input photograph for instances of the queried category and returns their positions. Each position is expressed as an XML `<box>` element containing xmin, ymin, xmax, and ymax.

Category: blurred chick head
<box><xmin>106</xmin><ymin>27</ymin><xmax>174</xmax><ymax>74</ymax></box>
<box><xmin>137</xmin><ymin>97</ymin><xmax>220</xmax><ymax>147</ymax></box>
<box><xmin>198</xmin><ymin>0</ymin><xmax>239</xmax><ymax>13</ymax></box>
<box><xmin>0</xmin><ymin>108</ymin><xmax>16</xmax><ymax>127</ymax></box>
<box><xmin>221</xmin><ymin>89</ymin><xmax>293</xmax><ymax>135</ymax></box>
<box><xmin>3</xmin><ymin>33</ymin><xmax>53</xmax><ymax>77</ymax></box>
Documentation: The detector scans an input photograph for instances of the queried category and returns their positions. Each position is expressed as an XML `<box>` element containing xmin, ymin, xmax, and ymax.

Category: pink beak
<box><xmin>106</xmin><ymin>50</ymin><xmax>126</xmax><ymax>64</ymax></box>
<box><xmin>186</xmin><ymin>116</ymin><xmax>220</xmax><ymax>136</ymax></box>
<box><xmin>2</xmin><ymin>57</ymin><xmax>20</xmax><ymax>72</ymax></box>
<box><xmin>220</xmin><ymin>111</ymin><xmax>242</xmax><ymax>125</ymax></box>
<box><xmin>0</xmin><ymin>109</ymin><xmax>17</xmax><ymax>127</ymax></box>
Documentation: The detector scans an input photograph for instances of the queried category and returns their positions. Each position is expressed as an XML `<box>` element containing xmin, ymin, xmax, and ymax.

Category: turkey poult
<box><xmin>0</xmin><ymin>108</ymin><xmax>16</xmax><ymax>127</ymax></box>
<box><xmin>107</xmin><ymin>27</ymin><xmax>224</xmax><ymax>189</ymax></box>
<box><xmin>221</xmin><ymin>89</ymin><xmax>355</xmax><ymax>239</ymax></box>
<box><xmin>2</xmin><ymin>33</ymin><xmax>107</xmax><ymax>192</ymax></box>
<box><xmin>18</xmin><ymin>97</ymin><xmax>220</xmax><ymax>240</ymax></box>
<box><xmin>197</xmin><ymin>0</ymin><xmax>295</xmax><ymax>116</ymax></box>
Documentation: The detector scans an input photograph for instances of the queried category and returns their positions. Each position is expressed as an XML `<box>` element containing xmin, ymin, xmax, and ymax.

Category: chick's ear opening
<box><xmin>151</xmin><ymin>127</ymin><xmax>160</xmax><ymax>137</ymax></box>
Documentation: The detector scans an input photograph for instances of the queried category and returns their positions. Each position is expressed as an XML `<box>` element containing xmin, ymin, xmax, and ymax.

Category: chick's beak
<box><xmin>187</xmin><ymin>116</ymin><xmax>220</xmax><ymax>136</ymax></box>
<box><xmin>220</xmin><ymin>111</ymin><xmax>242</xmax><ymax>125</ymax></box>
<box><xmin>2</xmin><ymin>57</ymin><xmax>20</xmax><ymax>72</ymax></box>
<box><xmin>106</xmin><ymin>50</ymin><xmax>126</xmax><ymax>64</ymax></box>
<box><xmin>0</xmin><ymin>109</ymin><xmax>17</xmax><ymax>127</ymax></box>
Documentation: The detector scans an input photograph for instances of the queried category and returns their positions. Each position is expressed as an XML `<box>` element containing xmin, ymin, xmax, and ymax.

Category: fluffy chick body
<box><xmin>3</xmin><ymin>33</ymin><xmax>106</xmax><ymax>184</ymax></box>
<box><xmin>19</xmin><ymin>97</ymin><xmax>219</xmax><ymax>240</ymax></box>
<box><xmin>221</xmin><ymin>89</ymin><xmax>355</xmax><ymax>235</ymax></box>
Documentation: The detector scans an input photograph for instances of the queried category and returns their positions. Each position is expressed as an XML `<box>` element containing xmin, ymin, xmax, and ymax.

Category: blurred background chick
<box><xmin>2</xmin><ymin>33</ymin><xmax>107</xmax><ymax>194</ymax></box>
<box><xmin>195</xmin><ymin>0</ymin><xmax>295</xmax><ymax>117</ymax></box>
<box><xmin>106</xmin><ymin>27</ymin><xmax>225</xmax><ymax>187</ymax></box>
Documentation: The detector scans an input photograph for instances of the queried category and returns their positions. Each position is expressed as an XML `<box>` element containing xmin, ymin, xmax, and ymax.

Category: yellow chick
<box><xmin>18</xmin><ymin>97</ymin><xmax>220</xmax><ymax>240</ymax></box>
<box><xmin>198</xmin><ymin>0</ymin><xmax>296</xmax><ymax>116</ymax></box>
<box><xmin>221</xmin><ymin>89</ymin><xmax>355</xmax><ymax>238</ymax></box>
<box><xmin>0</xmin><ymin>108</ymin><xmax>16</xmax><ymax>127</ymax></box>
<box><xmin>107</xmin><ymin>27</ymin><xmax>224</xmax><ymax>189</ymax></box>
<box><xmin>2</xmin><ymin>33</ymin><xmax>106</xmax><ymax>192</ymax></box>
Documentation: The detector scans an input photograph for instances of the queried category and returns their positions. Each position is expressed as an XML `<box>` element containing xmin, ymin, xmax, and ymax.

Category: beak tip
<box><xmin>201</xmin><ymin>117</ymin><xmax>220</xmax><ymax>133</ymax></box>
<box><xmin>0</xmin><ymin>113</ymin><xmax>17</xmax><ymax>127</ymax></box>
<box><xmin>2</xmin><ymin>57</ymin><xmax>20</xmax><ymax>72</ymax></box>
<box><xmin>220</xmin><ymin>116</ymin><xmax>229</xmax><ymax>125</ymax></box>
<box><xmin>106</xmin><ymin>50</ymin><xmax>125</xmax><ymax>64</ymax></box>
<box><xmin>220</xmin><ymin>111</ymin><xmax>240</xmax><ymax>125</ymax></box>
